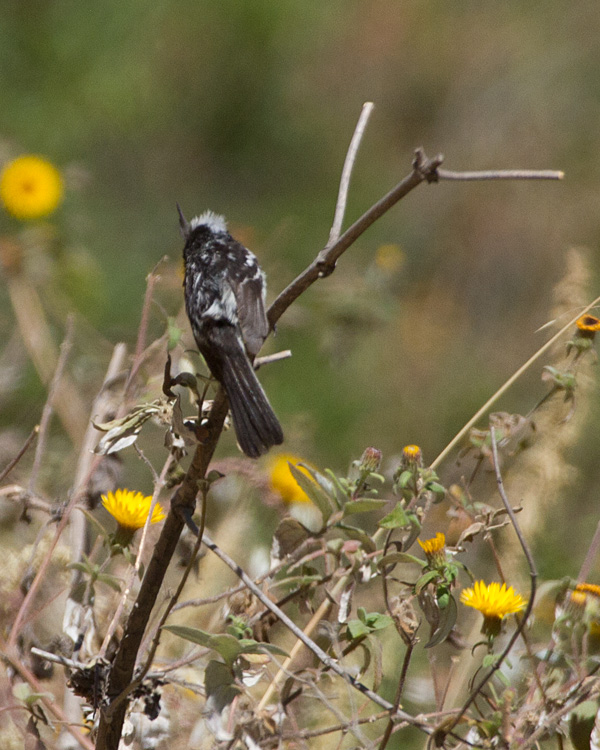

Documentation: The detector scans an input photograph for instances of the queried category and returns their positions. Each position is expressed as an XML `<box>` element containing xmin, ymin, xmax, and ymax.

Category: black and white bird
<box><xmin>179</xmin><ymin>207</ymin><xmax>284</xmax><ymax>458</ymax></box>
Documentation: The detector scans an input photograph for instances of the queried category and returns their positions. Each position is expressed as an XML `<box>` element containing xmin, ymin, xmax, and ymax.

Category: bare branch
<box><xmin>437</xmin><ymin>168</ymin><xmax>564</xmax><ymax>181</ymax></box>
<box><xmin>201</xmin><ymin>531</ymin><xmax>430</xmax><ymax>732</ymax></box>
<box><xmin>441</xmin><ymin>426</ymin><xmax>537</xmax><ymax>740</ymax></box>
<box><xmin>254</xmin><ymin>349</ymin><xmax>292</xmax><ymax>367</ymax></box>
<box><xmin>431</xmin><ymin>294</ymin><xmax>600</xmax><ymax>470</ymax></box>
<box><xmin>0</xmin><ymin>426</ymin><xmax>39</xmax><ymax>484</ymax></box>
<box><xmin>268</xmin><ymin>148</ymin><xmax>443</xmax><ymax>329</ymax></box>
<box><xmin>124</xmin><ymin>256</ymin><xmax>168</xmax><ymax>399</ymax></box>
<box><xmin>29</xmin><ymin>315</ymin><xmax>75</xmax><ymax>493</ymax></box>
<box><xmin>327</xmin><ymin>102</ymin><xmax>375</xmax><ymax>246</ymax></box>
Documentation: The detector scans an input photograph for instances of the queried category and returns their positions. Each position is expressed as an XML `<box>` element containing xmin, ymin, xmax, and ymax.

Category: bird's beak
<box><xmin>176</xmin><ymin>203</ymin><xmax>190</xmax><ymax>239</ymax></box>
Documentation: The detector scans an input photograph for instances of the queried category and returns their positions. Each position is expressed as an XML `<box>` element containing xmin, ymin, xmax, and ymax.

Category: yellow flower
<box><xmin>269</xmin><ymin>454</ymin><xmax>313</xmax><ymax>505</ymax></box>
<box><xmin>460</xmin><ymin>580</ymin><xmax>527</xmax><ymax>620</ymax></box>
<box><xmin>576</xmin><ymin>314</ymin><xmax>600</xmax><ymax>333</ymax></box>
<box><xmin>575</xmin><ymin>583</ymin><xmax>600</xmax><ymax>598</ymax></box>
<box><xmin>403</xmin><ymin>445</ymin><xmax>422</xmax><ymax>461</ymax></box>
<box><xmin>400</xmin><ymin>444</ymin><xmax>423</xmax><ymax>471</ymax></box>
<box><xmin>102</xmin><ymin>489</ymin><xmax>166</xmax><ymax>531</ymax></box>
<box><xmin>0</xmin><ymin>155</ymin><xmax>63</xmax><ymax>220</ymax></box>
<box><xmin>418</xmin><ymin>532</ymin><xmax>446</xmax><ymax>567</ymax></box>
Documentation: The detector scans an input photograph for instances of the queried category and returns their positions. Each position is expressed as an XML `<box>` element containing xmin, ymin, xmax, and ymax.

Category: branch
<box><xmin>95</xmin><ymin>389</ymin><xmax>229</xmax><ymax>750</ymax></box>
<box><xmin>200</xmin><ymin>531</ymin><xmax>431</xmax><ymax>732</ymax></box>
<box><xmin>0</xmin><ymin>426</ymin><xmax>39</xmax><ymax>484</ymax></box>
<box><xmin>268</xmin><ymin>150</ymin><xmax>562</xmax><ymax>331</ymax></box>
<box><xmin>431</xmin><ymin>294</ymin><xmax>600</xmax><ymax>470</ymax></box>
<box><xmin>268</xmin><ymin>147</ymin><xmax>443</xmax><ymax>328</ymax></box>
<box><xmin>437</xmin><ymin>168</ymin><xmax>563</xmax><ymax>181</ymax></box>
<box><xmin>327</xmin><ymin>101</ymin><xmax>375</xmax><ymax>246</ymax></box>
<box><xmin>441</xmin><ymin>426</ymin><xmax>537</xmax><ymax>740</ymax></box>
<box><xmin>29</xmin><ymin>315</ymin><xmax>75</xmax><ymax>493</ymax></box>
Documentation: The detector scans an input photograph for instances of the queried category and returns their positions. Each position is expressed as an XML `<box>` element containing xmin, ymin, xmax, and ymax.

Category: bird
<box><xmin>179</xmin><ymin>206</ymin><xmax>284</xmax><ymax>458</ymax></box>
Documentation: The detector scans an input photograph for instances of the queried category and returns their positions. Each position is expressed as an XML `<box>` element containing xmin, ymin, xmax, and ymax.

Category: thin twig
<box><xmin>256</xmin><ymin>574</ymin><xmax>345</xmax><ymax>712</ymax></box>
<box><xmin>254</xmin><ymin>349</ymin><xmax>292</xmax><ymax>368</ymax></box>
<box><xmin>0</xmin><ymin>426</ymin><xmax>39</xmax><ymax>484</ymax></box>
<box><xmin>0</xmin><ymin>641</ymin><xmax>95</xmax><ymax>750</ymax></box>
<box><xmin>124</xmin><ymin>257</ymin><xmax>167</xmax><ymax>399</ymax></box>
<box><xmin>437</xmin><ymin>168</ymin><xmax>564</xmax><ymax>181</ymax></box>
<box><xmin>378</xmin><ymin>643</ymin><xmax>414</xmax><ymax>750</ymax></box>
<box><xmin>201</xmin><ymin>532</ymin><xmax>429</xmax><ymax>730</ymax></box>
<box><xmin>431</xmin><ymin>295</ymin><xmax>600</xmax><ymax>470</ymax></box>
<box><xmin>29</xmin><ymin>315</ymin><xmax>75</xmax><ymax>493</ymax></box>
<box><xmin>268</xmin><ymin>148</ymin><xmax>443</xmax><ymax>329</ymax></box>
<box><xmin>327</xmin><ymin>102</ymin><xmax>375</xmax><ymax>246</ymax></box>
<box><xmin>442</xmin><ymin>426</ymin><xmax>537</xmax><ymax>739</ymax></box>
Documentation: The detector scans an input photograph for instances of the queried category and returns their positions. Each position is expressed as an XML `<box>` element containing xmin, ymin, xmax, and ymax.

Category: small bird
<box><xmin>179</xmin><ymin>206</ymin><xmax>284</xmax><ymax>458</ymax></box>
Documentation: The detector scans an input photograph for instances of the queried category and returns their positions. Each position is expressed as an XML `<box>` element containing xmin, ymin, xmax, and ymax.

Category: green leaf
<box><xmin>342</xmin><ymin>498</ymin><xmax>388</xmax><ymax>517</ymax></box>
<box><xmin>426</xmin><ymin>482</ymin><xmax>446</xmax><ymax>495</ymax></box>
<box><xmin>163</xmin><ymin>625</ymin><xmax>288</xmax><ymax>666</ymax></box>
<box><xmin>378</xmin><ymin>503</ymin><xmax>410</xmax><ymax>529</ymax></box>
<box><xmin>288</xmin><ymin>463</ymin><xmax>333</xmax><ymax>524</ymax></box>
<box><xmin>163</xmin><ymin>624</ymin><xmax>214</xmax><ymax>648</ymax></box>
<box><xmin>425</xmin><ymin>594</ymin><xmax>457</xmax><ymax>648</ymax></box>
<box><xmin>208</xmin><ymin>634</ymin><xmax>245</xmax><ymax>666</ymax></box>
<box><xmin>204</xmin><ymin>660</ymin><xmax>240</xmax><ymax>711</ymax></box>
<box><xmin>347</xmin><ymin>620</ymin><xmax>371</xmax><ymax>639</ymax></box>
<box><xmin>377</xmin><ymin>551</ymin><xmax>425</xmax><ymax>569</ymax></box>
<box><xmin>324</xmin><ymin>468</ymin><xmax>349</xmax><ymax>505</ymax></box>
<box><xmin>237</xmin><ymin>640</ymin><xmax>289</xmax><ymax>658</ymax></box>
<box><xmin>397</xmin><ymin>470</ymin><xmax>414</xmax><ymax>489</ymax></box>
<box><xmin>415</xmin><ymin>569</ymin><xmax>441</xmax><ymax>595</ymax></box>
<box><xmin>96</xmin><ymin>573</ymin><xmax>123</xmax><ymax>592</ymax></box>
<box><xmin>363</xmin><ymin>612</ymin><xmax>393</xmax><ymax>631</ymax></box>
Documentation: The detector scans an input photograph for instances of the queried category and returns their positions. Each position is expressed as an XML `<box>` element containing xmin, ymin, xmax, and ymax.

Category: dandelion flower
<box><xmin>460</xmin><ymin>580</ymin><xmax>526</xmax><ymax>621</ymax></box>
<box><xmin>402</xmin><ymin>445</ymin><xmax>423</xmax><ymax>466</ymax></box>
<box><xmin>0</xmin><ymin>155</ymin><xmax>63</xmax><ymax>220</ymax></box>
<box><xmin>269</xmin><ymin>454</ymin><xmax>313</xmax><ymax>505</ymax></box>
<box><xmin>418</xmin><ymin>532</ymin><xmax>446</xmax><ymax>567</ymax></box>
<box><xmin>102</xmin><ymin>489</ymin><xmax>166</xmax><ymax>531</ymax></box>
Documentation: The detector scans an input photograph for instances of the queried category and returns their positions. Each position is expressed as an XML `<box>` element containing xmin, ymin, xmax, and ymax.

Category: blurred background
<box><xmin>1</xmin><ymin>1</ymin><xmax>599</xmax><ymax>610</ymax></box>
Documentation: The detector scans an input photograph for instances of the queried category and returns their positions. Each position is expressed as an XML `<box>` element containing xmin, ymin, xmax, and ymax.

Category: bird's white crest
<box><xmin>190</xmin><ymin>210</ymin><xmax>228</xmax><ymax>233</ymax></box>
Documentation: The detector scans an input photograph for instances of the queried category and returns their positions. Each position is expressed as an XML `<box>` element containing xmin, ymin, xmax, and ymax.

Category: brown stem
<box><xmin>95</xmin><ymin>390</ymin><xmax>228</xmax><ymax>750</ymax></box>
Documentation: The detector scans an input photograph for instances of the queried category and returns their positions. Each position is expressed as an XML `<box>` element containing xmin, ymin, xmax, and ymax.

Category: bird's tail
<box><xmin>220</xmin><ymin>352</ymin><xmax>283</xmax><ymax>458</ymax></box>
<box><xmin>203</xmin><ymin>327</ymin><xmax>283</xmax><ymax>458</ymax></box>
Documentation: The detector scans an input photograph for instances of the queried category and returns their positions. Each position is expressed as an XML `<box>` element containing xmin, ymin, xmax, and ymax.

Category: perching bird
<box><xmin>179</xmin><ymin>206</ymin><xmax>283</xmax><ymax>458</ymax></box>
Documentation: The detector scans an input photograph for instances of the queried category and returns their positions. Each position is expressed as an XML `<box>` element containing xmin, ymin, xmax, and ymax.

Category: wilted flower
<box><xmin>358</xmin><ymin>446</ymin><xmax>382</xmax><ymax>473</ymax></box>
<box><xmin>0</xmin><ymin>155</ymin><xmax>63</xmax><ymax>220</ymax></box>
<box><xmin>576</xmin><ymin>315</ymin><xmax>600</xmax><ymax>335</ymax></box>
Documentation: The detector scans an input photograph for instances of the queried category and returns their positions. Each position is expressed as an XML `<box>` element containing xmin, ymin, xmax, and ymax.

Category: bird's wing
<box><xmin>227</xmin><ymin>240</ymin><xmax>269</xmax><ymax>358</ymax></box>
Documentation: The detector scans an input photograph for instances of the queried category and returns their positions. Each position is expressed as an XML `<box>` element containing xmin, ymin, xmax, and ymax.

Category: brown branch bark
<box><xmin>95</xmin><ymin>390</ymin><xmax>228</xmax><ymax>750</ymax></box>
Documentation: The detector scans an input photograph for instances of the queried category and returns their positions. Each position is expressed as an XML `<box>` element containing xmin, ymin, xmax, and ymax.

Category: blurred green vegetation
<box><xmin>1</xmin><ymin>2</ymin><xmax>599</xmax><ymax>578</ymax></box>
